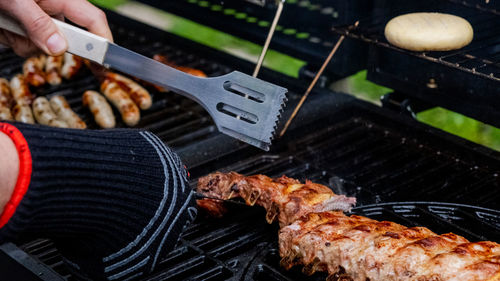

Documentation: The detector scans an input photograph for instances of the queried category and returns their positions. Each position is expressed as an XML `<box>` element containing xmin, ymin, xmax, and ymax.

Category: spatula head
<box><xmin>99</xmin><ymin>43</ymin><xmax>287</xmax><ymax>149</ymax></box>
<box><xmin>210</xmin><ymin>71</ymin><xmax>288</xmax><ymax>151</ymax></box>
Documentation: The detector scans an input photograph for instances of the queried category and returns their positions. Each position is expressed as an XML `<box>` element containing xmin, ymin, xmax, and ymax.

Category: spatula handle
<box><xmin>0</xmin><ymin>12</ymin><xmax>109</xmax><ymax>64</ymax></box>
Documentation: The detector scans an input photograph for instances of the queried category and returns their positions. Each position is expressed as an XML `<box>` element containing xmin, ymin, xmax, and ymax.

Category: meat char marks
<box><xmin>196</xmin><ymin>172</ymin><xmax>356</xmax><ymax>227</ymax></box>
<box><xmin>196</xmin><ymin>172</ymin><xmax>500</xmax><ymax>281</ymax></box>
<box><xmin>280</xmin><ymin>211</ymin><xmax>500</xmax><ymax>281</ymax></box>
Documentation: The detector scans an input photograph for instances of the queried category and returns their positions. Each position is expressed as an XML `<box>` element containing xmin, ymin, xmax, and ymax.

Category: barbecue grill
<box><xmin>1</xmin><ymin>1</ymin><xmax>499</xmax><ymax>280</ymax></box>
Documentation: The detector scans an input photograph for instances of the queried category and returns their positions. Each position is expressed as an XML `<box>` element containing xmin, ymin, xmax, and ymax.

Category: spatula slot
<box><xmin>216</xmin><ymin>103</ymin><xmax>259</xmax><ymax>124</ymax></box>
<box><xmin>223</xmin><ymin>81</ymin><xmax>265</xmax><ymax>103</ymax></box>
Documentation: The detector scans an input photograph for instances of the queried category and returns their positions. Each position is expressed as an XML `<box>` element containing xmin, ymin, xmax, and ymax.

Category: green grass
<box><xmin>417</xmin><ymin>108</ymin><xmax>500</xmax><ymax>151</ymax></box>
<box><xmin>347</xmin><ymin>70</ymin><xmax>392</xmax><ymax>103</ymax></box>
<box><xmin>90</xmin><ymin>0</ymin><xmax>128</xmax><ymax>9</ymax></box>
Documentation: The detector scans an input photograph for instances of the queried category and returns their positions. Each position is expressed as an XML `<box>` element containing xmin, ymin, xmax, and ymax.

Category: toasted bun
<box><xmin>384</xmin><ymin>12</ymin><xmax>473</xmax><ymax>51</ymax></box>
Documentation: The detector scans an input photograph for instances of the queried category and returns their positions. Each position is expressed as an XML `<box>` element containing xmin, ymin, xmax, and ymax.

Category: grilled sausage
<box><xmin>10</xmin><ymin>74</ymin><xmax>34</xmax><ymax>106</ymax></box>
<box><xmin>23</xmin><ymin>55</ymin><xmax>46</xmax><ymax>87</ymax></box>
<box><xmin>32</xmin><ymin>97</ymin><xmax>68</xmax><ymax>128</ymax></box>
<box><xmin>12</xmin><ymin>103</ymin><xmax>34</xmax><ymax>124</ymax></box>
<box><xmin>0</xmin><ymin>78</ymin><xmax>13</xmax><ymax>121</ymax></box>
<box><xmin>0</xmin><ymin>108</ymin><xmax>13</xmax><ymax>121</ymax></box>
<box><xmin>61</xmin><ymin>53</ymin><xmax>83</xmax><ymax>80</ymax></box>
<box><xmin>101</xmin><ymin>80</ymin><xmax>140</xmax><ymax>126</ymax></box>
<box><xmin>45</xmin><ymin>55</ymin><xmax>63</xmax><ymax>85</ymax></box>
<box><xmin>153</xmin><ymin>54</ymin><xmax>207</xmax><ymax>77</ymax></box>
<box><xmin>105</xmin><ymin>72</ymin><xmax>152</xmax><ymax>110</ymax></box>
<box><xmin>82</xmin><ymin>90</ymin><xmax>116</xmax><ymax>129</ymax></box>
<box><xmin>0</xmin><ymin>78</ymin><xmax>13</xmax><ymax>107</ymax></box>
<box><xmin>50</xmin><ymin>96</ymin><xmax>86</xmax><ymax>129</ymax></box>
<box><xmin>11</xmin><ymin>72</ymin><xmax>36</xmax><ymax>124</ymax></box>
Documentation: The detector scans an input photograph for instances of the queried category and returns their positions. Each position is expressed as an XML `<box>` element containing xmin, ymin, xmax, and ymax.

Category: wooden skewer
<box><xmin>279</xmin><ymin>21</ymin><xmax>359</xmax><ymax>138</ymax></box>
<box><xmin>253</xmin><ymin>0</ymin><xmax>285</xmax><ymax>77</ymax></box>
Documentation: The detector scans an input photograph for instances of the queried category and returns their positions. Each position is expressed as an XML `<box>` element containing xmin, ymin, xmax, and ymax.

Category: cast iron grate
<box><xmin>21</xmin><ymin>202</ymin><xmax>500</xmax><ymax>281</ymax></box>
<box><xmin>5</xmin><ymin>5</ymin><xmax>500</xmax><ymax>281</ymax></box>
<box><xmin>20</xmin><ymin>109</ymin><xmax>500</xmax><ymax>280</ymax></box>
<box><xmin>189</xmin><ymin>111</ymin><xmax>500</xmax><ymax>209</ymax></box>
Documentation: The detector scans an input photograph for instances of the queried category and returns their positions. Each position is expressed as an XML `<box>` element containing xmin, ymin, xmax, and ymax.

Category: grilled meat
<box><xmin>151</xmin><ymin>54</ymin><xmax>207</xmax><ymax>92</ymax></box>
<box><xmin>23</xmin><ymin>55</ymin><xmax>46</xmax><ymax>87</ymax></box>
<box><xmin>104</xmin><ymin>72</ymin><xmax>152</xmax><ymax>110</ymax></box>
<box><xmin>153</xmin><ymin>54</ymin><xmax>207</xmax><ymax>77</ymax></box>
<box><xmin>82</xmin><ymin>90</ymin><xmax>116</xmax><ymax>129</ymax></box>
<box><xmin>0</xmin><ymin>78</ymin><xmax>13</xmax><ymax>120</ymax></box>
<box><xmin>45</xmin><ymin>55</ymin><xmax>63</xmax><ymax>86</ymax></box>
<box><xmin>50</xmin><ymin>96</ymin><xmax>87</xmax><ymax>129</ymax></box>
<box><xmin>61</xmin><ymin>53</ymin><xmax>83</xmax><ymax>80</ymax></box>
<box><xmin>101</xmin><ymin>78</ymin><xmax>140</xmax><ymax>127</ymax></box>
<box><xmin>197</xmin><ymin>172</ymin><xmax>500</xmax><ymax>281</ymax></box>
<box><xmin>32</xmin><ymin>97</ymin><xmax>68</xmax><ymax>128</ymax></box>
<box><xmin>280</xmin><ymin>211</ymin><xmax>500</xmax><ymax>281</ymax></box>
<box><xmin>196</xmin><ymin>172</ymin><xmax>356</xmax><ymax>227</ymax></box>
<box><xmin>10</xmin><ymin>74</ymin><xmax>34</xmax><ymax>106</ymax></box>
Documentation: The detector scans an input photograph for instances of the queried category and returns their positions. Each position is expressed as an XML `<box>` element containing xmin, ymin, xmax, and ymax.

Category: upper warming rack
<box><xmin>332</xmin><ymin>0</ymin><xmax>500</xmax><ymax>128</ymax></box>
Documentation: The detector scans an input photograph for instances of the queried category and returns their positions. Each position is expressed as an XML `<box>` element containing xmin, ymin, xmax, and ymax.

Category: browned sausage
<box><xmin>12</xmin><ymin>103</ymin><xmax>34</xmax><ymax>124</ymax></box>
<box><xmin>45</xmin><ymin>55</ymin><xmax>63</xmax><ymax>85</ymax></box>
<box><xmin>32</xmin><ymin>97</ymin><xmax>68</xmax><ymax>128</ymax></box>
<box><xmin>0</xmin><ymin>78</ymin><xmax>13</xmax><ymax>121</ymax></box>
<box><xmin>0</xmin><ymin>108</ymin><xmax>13</xmax><ymax>121</ymax></box>
<box><xmin>0</xmin><ymin>78</ymin><xmax>13</xmax><ymax>109</ymax></box>
<box><xmin>23</xmin><ymin>55</ymin><xmax>46</xmax><ymax>87</ymax></box>
<box><xmin>153</xmin><ymin>54</ymin><xmax>207</xmax><ymax>77</ymax></box>
<box><xmin>82</xmin><ymin>90</ymin><xmax>116</xmax><ymax>129</ymax></box>
<box><xmin>10</xmin><ymin>74</ymin><xmax>34</xmax><ymax>106</ymax></box>
<box><xmin>101</xmin><ymin>79</ymin><xmax>140</xmax><ymax>126</ymax></box>
<box><xmin>50</xmin><ymin>95</ymin><xmax>86</xmax><ymax>129</ymax></box>
<box><xmin>105</xmin><ymin>72</ymin><xmax>152</xmax><ymax>110</ymax></box>
<box><xmin>61</xmin><ymin>53</ymin><xmax>83</xmax><ymax>80</ymax></box>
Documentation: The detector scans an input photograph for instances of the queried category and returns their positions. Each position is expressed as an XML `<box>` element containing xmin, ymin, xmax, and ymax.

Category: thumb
<box><xmin>3</xmin><ymin>0</ymin><xmax>68</xmax><ymax>55</ymax></box>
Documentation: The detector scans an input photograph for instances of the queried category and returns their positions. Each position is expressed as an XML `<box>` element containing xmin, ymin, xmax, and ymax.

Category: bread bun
<box><xmin>384</xmin><ymin>12</ymin><xmax>473</xmax><ymax>51</ymax></box>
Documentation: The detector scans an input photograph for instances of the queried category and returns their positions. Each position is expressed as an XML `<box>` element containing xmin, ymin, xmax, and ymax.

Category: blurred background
<box><xmin>91</xmin><ymin>0</ymin><xmax>500</xmax><ymax>151</ymax></box>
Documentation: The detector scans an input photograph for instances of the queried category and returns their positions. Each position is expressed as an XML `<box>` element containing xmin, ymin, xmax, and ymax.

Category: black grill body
<box><xmin>0</xmin><ymin>4</ymin><xmax>499</xmax><ymax>281</ymax></box>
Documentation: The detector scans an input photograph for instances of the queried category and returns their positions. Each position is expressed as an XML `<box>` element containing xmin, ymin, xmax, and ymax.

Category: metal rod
<box><xmin>253</xmin><ymin>0</ymin><xmax>285</xmax><ymax>77</ymax></box>
<box><xmin>279</xmin><ymin>21</ymin><xmax>359</xmax><ymax>138</ymax></box>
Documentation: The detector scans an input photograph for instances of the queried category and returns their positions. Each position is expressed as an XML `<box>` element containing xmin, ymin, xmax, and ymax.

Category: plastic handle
<box><xmin>0</xmin><ymin>12</ymin><xmax>109</xmax><ymax>64</ymax></box>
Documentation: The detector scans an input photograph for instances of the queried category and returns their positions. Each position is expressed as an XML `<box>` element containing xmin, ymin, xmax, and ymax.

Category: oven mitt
<box><xmin>0</xmin><ymin>122</ymin><xmax>197</xmax><ymax>281</ymax></box>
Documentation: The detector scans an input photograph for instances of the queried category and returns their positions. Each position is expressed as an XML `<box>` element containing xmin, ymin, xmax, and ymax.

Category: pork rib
<box><xmin>279</xmin><ymin>211</ymin><xmax>500</xmax><ymax>281</ymax></box>
<box><xmin>196</xmin><ymin>172</ymin><xmax>356</xmax><ymax>227</ymax></box>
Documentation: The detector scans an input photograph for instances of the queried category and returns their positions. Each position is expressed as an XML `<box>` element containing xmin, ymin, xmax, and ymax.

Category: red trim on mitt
<box><xmin>0</xmin><ymin>123</ymin><xmax>32</xmax><ymax>228</ymax></box>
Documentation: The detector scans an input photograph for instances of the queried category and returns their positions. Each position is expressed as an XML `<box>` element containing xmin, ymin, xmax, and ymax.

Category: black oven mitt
<box><xmin>0</xmin><ymin>122</ymin><xmax>197</xmax><ymax>281</ymax></box>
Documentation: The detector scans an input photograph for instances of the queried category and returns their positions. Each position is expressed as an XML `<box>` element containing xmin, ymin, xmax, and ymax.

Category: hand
<box><xmin>0</xmin><ymin>0</ymin><xmax>113</xmax><ymax>57</ymax></box>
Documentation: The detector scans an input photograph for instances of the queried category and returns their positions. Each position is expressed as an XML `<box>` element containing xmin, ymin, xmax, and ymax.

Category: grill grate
<box><xmin>4</xmin><ymin>7</ymin><xmax>500</xmax><ymax>281</ymax></box>
<box><xmin>21</xmin><ymin>202</ymin><xmax>500</xmax><ymax>281</ymax></box>
<box><xmin>23</xmin><ymin>105</ymin><xmax>500</xmax><ymax>280</ymax></box>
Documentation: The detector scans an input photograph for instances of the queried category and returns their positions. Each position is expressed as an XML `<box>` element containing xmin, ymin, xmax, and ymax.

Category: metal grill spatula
<box><xmin>0</xmin><ymin>14</ymin><xmax>287</xmax><ymax>151</ymax></box>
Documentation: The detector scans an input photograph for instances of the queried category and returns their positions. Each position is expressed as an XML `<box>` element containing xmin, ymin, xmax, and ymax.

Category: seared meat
<box><xmin>153</xmin><ymin>54</ymin><xmax>207</xmax><ymax>77</ymax></box>
<box><xmin>279</xmin><ymin>211</ymin><xmax>500</xmax><ymax>281</ymax></box>
<box><xmin>196</xmin><ymin>172</ymin><xmax>356</xmax><ymax>227</ymax></box>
